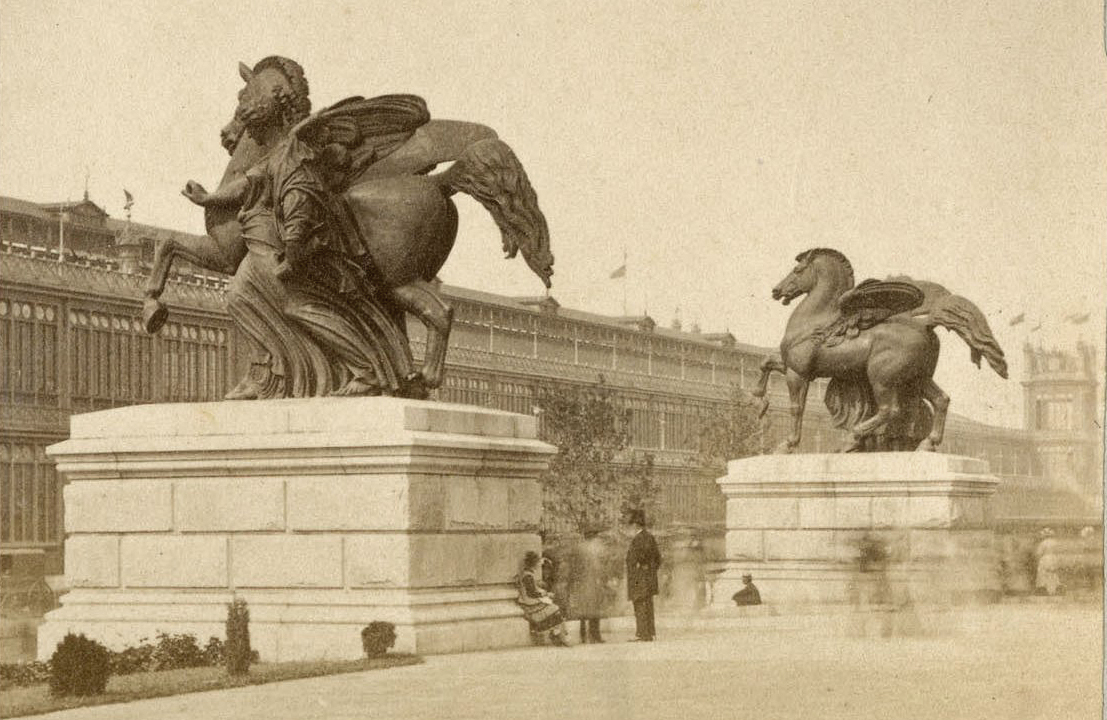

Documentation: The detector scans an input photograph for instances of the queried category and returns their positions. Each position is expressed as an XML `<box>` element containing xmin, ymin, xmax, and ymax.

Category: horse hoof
<box><xmin>401</xmin><ymin>372</ymin><xmax>429</xmax><ymax>400</ymax></box>
<box><xmin>142</xmin><ymin>299</ymin><xmax>168</xmax><ymax>334</ymax></box>
<box><xmin>915</xmin><ymin>439</ymin><xmax>937</xmax><ymax>452</ymax></box>
<box><xmin>772</xmin><ymin>440</ymin><xmax>796</xmax><ymax>455</ymax></box>
<box><xmin>414</xmin><ymin>367</ymin><xmax>444</xmax><ymax>392</ymax></box>
<box><xmin>224</xmin><ymin>384</ymin><xmax>260</xmax><ymax>401</ymax></box>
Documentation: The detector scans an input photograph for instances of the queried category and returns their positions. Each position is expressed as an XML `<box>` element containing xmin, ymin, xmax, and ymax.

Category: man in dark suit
<box><xmin>624</xmin><ymin>509</ymin><xmax>660</xmax><ymax>641</ymax></box>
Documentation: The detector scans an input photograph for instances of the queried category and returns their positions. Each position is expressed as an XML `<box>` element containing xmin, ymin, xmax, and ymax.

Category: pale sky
<box><xmin>2</xmin><ymin>0</ymin><xmax>1105</xmax><ymax>428</ymax></box>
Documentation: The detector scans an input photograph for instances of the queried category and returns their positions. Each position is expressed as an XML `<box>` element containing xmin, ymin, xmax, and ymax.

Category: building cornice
<box><xmin>0</xmin><ymin>249</ymin><xmax>226</xmax><ymax>312</ymax></box>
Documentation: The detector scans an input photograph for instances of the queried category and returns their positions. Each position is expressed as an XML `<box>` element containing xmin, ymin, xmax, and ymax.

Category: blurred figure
<box><xmin>541</xmin><ymin>548</ymin><xmax>560</xmax><ymax>587</ymax></box>
<box><xmin>732</xmin><ymin>573</ymin><xmax>762</xmax><ymax>606</ymax></box>
<box><xmin>665</xmin><ymin>526</ymin><xmax>707</xmax><ymax>611</ymax></box>
<box><xmin>566</xmin><ymin>523</ymin><xmax>614</xmax><ymax>643</ymax></box>
<box><xmin>1075</xmin><ymin>526</ymin><xmax>1104</xmax><ymax>597</ymax></box>
<box><xmin>516</xmin><ymin>551</ymin><xmax>570</xmax><ymax>647</ymax></box>
<box><xmin>1034</xmin><ymin>528</ymin><xmax>1063</xmax><ymax>596</ymax></box>
<box><xmin>625</xmin><ymin>509</ymin><xmax>661</xmax><ymax>642</ymax></box>
<box><xmin>999</xmin><ymin>532</ymin><xmax>1035</xmax><ymax>596</ymax></box>
<box><xmin>541</xmin><ymin>548</ymin><xmax>563</xmax><ymax>607</ymax></box>
<box><xmin>848</xmin><ymin>533</ymin><xmax>895</xmax><ymax>638</ymax></box>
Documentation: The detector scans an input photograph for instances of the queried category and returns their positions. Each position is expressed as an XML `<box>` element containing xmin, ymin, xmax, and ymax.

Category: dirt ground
<box><xmin>24</xmin><ymin>602</ymin><xmax>1104</xmax><ymax>720</ymax></box>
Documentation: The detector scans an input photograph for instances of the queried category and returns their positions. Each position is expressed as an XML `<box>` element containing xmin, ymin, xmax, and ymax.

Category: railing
<box><xmin>0</xmin><ymin>573</ymin><xmax>58</xmax><ymax>615</ymax></box>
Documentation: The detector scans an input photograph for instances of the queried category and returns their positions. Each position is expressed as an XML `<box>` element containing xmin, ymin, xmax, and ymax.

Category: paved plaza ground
<box><xmin>24</xmin><ymin>603</ymin><xmax>1103</xmax><ymax>720</ymax></box>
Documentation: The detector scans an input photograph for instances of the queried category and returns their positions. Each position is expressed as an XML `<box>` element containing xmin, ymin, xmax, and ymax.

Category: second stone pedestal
<box><xmin>714</xmin><ymin>453</ymin><xmax>999</xmax><ymax>609</ymax></box>
<box><xmin>39</xmin><ymin>397</ymin><xmax>554</xmax><ymax>661</ymax></box>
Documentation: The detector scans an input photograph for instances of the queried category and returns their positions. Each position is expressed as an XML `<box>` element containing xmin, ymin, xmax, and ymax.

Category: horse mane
<box><xmin>795</xmin><ymin>248</ymin><xmax>854</xmax><ymax>287</ymax></box>
<box><xmin>252</xmin><ymin>56</ymin><xmax>312</xmax><ymax>122</ymax></box>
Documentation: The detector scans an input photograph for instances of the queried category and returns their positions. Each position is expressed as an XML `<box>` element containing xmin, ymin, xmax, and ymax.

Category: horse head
<box><xmin>220</xmin><ymin>118</ymin><xmax>245</xmax><ymax>156</ymax></box>
<box><xmin>772</xmin><ymin>248</ymin><xmax>855</xmax><ymax>306</ymax></box>
<box><xmin>234</xmin><ymin>56</ymin><xmax>311</xmax><ymax>144</ymax></box>
<box><xmin>207</xmin><ymin>114</ymin><xmax>266</xmax><ymax>239</ymax></box>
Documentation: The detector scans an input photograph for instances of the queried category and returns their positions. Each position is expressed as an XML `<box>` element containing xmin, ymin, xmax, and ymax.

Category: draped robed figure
<box><xmin>148</xmin><ymin>56</ymin><xmax>553</xmax><ymax>399</ymax></box>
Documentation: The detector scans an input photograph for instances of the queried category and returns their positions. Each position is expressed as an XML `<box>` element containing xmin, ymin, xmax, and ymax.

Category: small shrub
<box><xmin>1</xmin><ymin>633</ymin><xmax>259</xmax><ymax>690</ymax></box>
<box><xmin>108</xmin><ymin>639</ymin><xmax>155</xmax><ymax>675</ymax></box>
<box><xmin>202</xmin><ymin>636</ymin><xmax>225</xmax><ymax>666</ymax></box>
<box><xmin>0</xmin><ymin>660</ymin><xmax>51</xmax><ymax>689</ymax></box>
<box><xmin>49</xmin><ymin>633</ymin><xmax>111</xmax><ymax>697</ymax></box>
<box><xmin>225</xmin><ymin>598</ymin><xmax>252</xmax><ymax>676</ymax></box>
<box><xmin>361</xmin><ymin>622</ymin><xmax>396</xmax><ymax>658</ymax></box>
<box><xmin>151</xmin><ymin>632</ymin><xmax>208</xmax><ymax>670</ymax></box>
<box><xmin>110</xmin><ymin>633</ymin><xmax>229</xmax><ymax>674</ymax></box>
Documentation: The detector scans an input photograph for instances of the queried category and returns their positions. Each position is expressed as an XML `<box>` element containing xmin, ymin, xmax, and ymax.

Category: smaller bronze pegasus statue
<box><xmin>751</xmin><ymin>248</ymin><xmax>1007</xmax><ymax>453</ymax></box>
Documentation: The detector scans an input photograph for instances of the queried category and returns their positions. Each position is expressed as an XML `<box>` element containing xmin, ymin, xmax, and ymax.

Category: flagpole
<box><xmin>58</xmin><ymin>211</ymin><xmax>66</xmax><ymax>263</ymax></box>
<box><xmin>621</xmin><ymin>247</ymin><xmax>627</xmax><ymax>316</ymax></box>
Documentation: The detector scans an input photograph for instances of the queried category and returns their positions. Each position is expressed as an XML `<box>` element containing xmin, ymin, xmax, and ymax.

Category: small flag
<box><xmin>1030</xmin><ymin>322</ymin><xmax>1042</xmax><ymax>332</ymax></box>
<box><xmin>1008</xmin><ymin>312</ymin><xmax>1025</xmax><ymax>326</ymax></box>
<box><xmin>1068</xmin><ymin>313</ymin><xmax>1090</xmax><ymax>325</ymax></box>
<box><xmin>609</xmin><ymin>264</ymin><xmax>626</xmax><ymax>279</ymax></box>
<box><xmin>123</xmin><ymin>189</ymin><xmax>134</xmax><ymax>210</ymax></box>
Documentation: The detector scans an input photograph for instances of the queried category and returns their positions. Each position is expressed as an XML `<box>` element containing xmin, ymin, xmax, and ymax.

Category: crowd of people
<box><xmin>515</xmin><ymin>509</ymin><xmax>765</xmax><ymax>646</ymax></box>
<box><xmin>516</xmin><ymin>516</ymin><xmax>1100</xmax><ymax>646</ymax></box>
<box><xmin>1030</xmin><ymin>526</ymin><xmax>1101</xmax><ymax>597</ymax></box>
<box><xmin>516</xmin><ymin>509</ymin><xmax>664</xmax><ymax>646</ymax></box>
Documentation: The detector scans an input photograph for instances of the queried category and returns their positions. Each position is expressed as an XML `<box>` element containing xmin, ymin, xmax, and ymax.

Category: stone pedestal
<box><xmin>39</xmin><ymin>398</ymin><xmax>554</xmax><ymax>661</ymax></box>
<box><xmin>713</xmin><ymin>453</ymin><xmax>999</xmax><ymax>609</ymax></box>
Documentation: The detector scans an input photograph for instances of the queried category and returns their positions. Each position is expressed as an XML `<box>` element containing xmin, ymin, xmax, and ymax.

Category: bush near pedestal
<box><xmin>361</xmin><ymin>622</ymin><xmax>397</xmax><ymax>657</ymax></box>
<box><xmin>48</xmin><ymin>633</ymin><xmax>110</xmax><ymax>697</ymax></box>
<box><xmin>225</xmin><ymin>598</ymin><xmax>252</xmax><ymax>676</ymax></box>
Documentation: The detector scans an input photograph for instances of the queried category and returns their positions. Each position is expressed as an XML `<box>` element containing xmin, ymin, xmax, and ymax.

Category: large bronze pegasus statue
<box><xmin>143</xmin><ymin>57</ymin><xmax>552</xmax><ymax>400</ymax></box>
<box><xmin>750</xmin><ymin>248</ymin><xmax>1007</xmax><ymax>453</ymax></box>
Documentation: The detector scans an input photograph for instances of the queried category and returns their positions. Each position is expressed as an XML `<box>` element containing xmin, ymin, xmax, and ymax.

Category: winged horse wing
<box><xmin>835</xmin><ymin>278</ymin><xmax>925</xmax><ymax>335</ymax></box>
<box><xmin>291</xmin><ymin>95</ymin><xmax>432</xmax><ymax>186</ymax></box>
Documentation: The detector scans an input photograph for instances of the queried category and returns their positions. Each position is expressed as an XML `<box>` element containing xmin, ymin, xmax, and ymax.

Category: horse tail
<box><xmin>434</xmin><ymin>138</ymin><xmax>554</xmax><ymax>288</ymax></box>
<box><xmin>825</xmin><ymin>377</ymin><xmax>874</xmax><ymax>430</ymax></box>
<box><xmin>923</xmin><ymin>294</ymin><xmax>1008</xmax><ymax>378</ymax></box>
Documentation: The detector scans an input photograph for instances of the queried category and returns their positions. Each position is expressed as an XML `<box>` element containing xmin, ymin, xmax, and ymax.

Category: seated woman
<box><xmin>516</xmin><ymin>551</ymin><xmax>570</xmax><ymax>646</ymax></box>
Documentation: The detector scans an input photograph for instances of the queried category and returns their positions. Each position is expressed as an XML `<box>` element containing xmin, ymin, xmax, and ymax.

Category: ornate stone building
<box><xmin>0</xmin><ymin>195</ymin><xmax>243</xmax><ymax>581</ymax></box>
<box><xmin>997</xmin><ymin>343</ymin><xmax>1104</xmax><ymax>525</ymax></box>
<box><xmin>0</xmin><ymin>193</ymin><xmax>1098</xmax><ymax>585</ymax></box>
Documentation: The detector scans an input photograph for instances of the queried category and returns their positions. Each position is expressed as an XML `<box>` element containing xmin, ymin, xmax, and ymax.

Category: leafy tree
<box><xmin>693</xmin><ymin>384</ymin><xmax>763</xmax><ymax>473</ymax></box>
<box><xmin>536</xmin><ymin>381</ymin><xmax>656</xmax><ymax>533</ymax></box>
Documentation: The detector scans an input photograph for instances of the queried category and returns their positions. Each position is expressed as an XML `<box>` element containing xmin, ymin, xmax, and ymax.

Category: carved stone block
<box><xmin>39</xmin><ymin>397</ymin><xmax>554</xmax><ymax>661</ymax></box>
